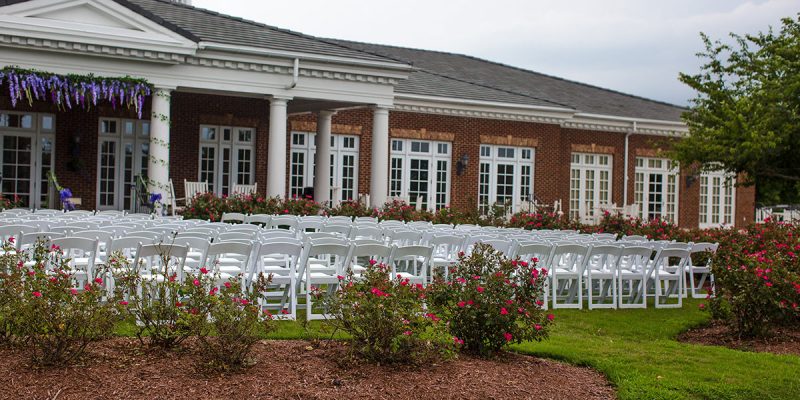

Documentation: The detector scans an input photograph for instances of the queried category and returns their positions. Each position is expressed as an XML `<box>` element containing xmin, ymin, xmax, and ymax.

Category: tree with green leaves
<box><xmin>675</xmin><ymin>14</ymin><xmax>800</xmax><ymax>205</ymax></box>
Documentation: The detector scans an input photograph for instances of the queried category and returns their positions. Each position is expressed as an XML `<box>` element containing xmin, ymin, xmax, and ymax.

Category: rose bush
<box><xmin>427</xmin><ymin>244</ymin><xmax>553</xmax><ymax>357</ymax></box>
<box><xmin>705</xmin><ymin>219</ymin><xmax>800</xmax><ymax>337</ymax></box>
<box><xmin>322</xmin><ymin>262</ymin><xmax>455</xmax><ymax>364</ymax></box>
<box><xmin>0</xmin><ymin>239</ymin><xmax>121</xmax><ymax>365</ymax></box>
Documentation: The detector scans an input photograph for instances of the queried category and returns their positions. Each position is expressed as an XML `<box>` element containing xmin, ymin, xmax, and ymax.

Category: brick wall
<box><xmin>0</xmin><ymin>91</ymin><xmax>758</xmax><ymax>228</ymax></box>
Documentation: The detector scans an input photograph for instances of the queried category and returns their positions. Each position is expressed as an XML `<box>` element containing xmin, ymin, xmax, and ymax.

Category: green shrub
<box><xmin>707</xmin><ymin>220</ymin><xmax>800</xmax><ymax>337</ymax></box>
<box><xmin>113</xmin><ymin>248</ymin><xmax>208</xmax><ymax>349</ymax></box>
<box><xmin>188</xmin><ymin>273</ymin><xmax>274</xmax><ymax>371</ymax></box>
<box><xmin>321</xmin><ymin>262</ymin><xmax>455</xmax><ymax>364</ymax></box>
<box><xmin>0</xmin><ymin>240</ymin><xmax>121</xmax><ymax>365</ymax></box>
<box><xmin>427</xmin><ymin>244</ymin><xmax>553</xmax><ymax>357</ymax></box>
<box><xmin>327</xmin><ymin>200</ymin><xmax>376</xmax><ymax>218</ymax></box>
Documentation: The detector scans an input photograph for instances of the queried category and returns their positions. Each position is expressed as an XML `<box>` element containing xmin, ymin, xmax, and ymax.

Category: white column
<box><xmin>313</xmin><ymin>110</ymin><xmax>336</xmax><ymax>205</ymax></box>
<box><xmin>370</xmin><ymin>106</ymin><xmax>390</xmax><ymax>207</ymax></box>
<box><xmin>148</xmin><ymin>87</ymin><xmax>173</xmax><ymax>200</ymax></box>
<box><xmin>267</xmin><ymin>96</ymin><xmax>290</xmax><ymax>198</ymax></box>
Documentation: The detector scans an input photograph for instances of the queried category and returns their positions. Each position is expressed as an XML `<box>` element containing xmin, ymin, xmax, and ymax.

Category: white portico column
<box><xmin>267</xmin><ymin>96</ymin><xmax>291</xmax><ymax>198</ymax></box>
<box><xmin>370</xmin><ymin>106</ymin><xmax>390</xmax><ymax>207</ymax></box>
<box><xmin>148</xmin><ymin>87</ymin><xmax>173</xmax><ymax>202</ymax></box>
<box><xmin>313</xmin><ymin>110</ymin><xmax>336</xmax><ymax>205</ymax></box>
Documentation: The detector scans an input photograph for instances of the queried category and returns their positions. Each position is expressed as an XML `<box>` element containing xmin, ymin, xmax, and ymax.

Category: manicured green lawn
<box><xmin>115</xmin><ymin>299</ymin><xmax>800</xmax><ymax>399</ymax></box>
<box><xmin>512</xmin><ymin>299</ymin><xmax>800</xmax><ymax>400</ymax></box>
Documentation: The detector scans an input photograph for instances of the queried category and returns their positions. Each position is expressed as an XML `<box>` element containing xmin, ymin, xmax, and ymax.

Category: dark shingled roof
<box><xmin>1</xmin><ymin>0</ymin><xmax>686</xmax><ymax>121</ymax></box>
<box><xmin>116</xmin><ymin>0</ymin><xmax>402</xmax><ymax>64</ymax></box>
<box><xmin>329</xmin><ymin>40</ymin><xmax>686</xmax><ymax>122</ymax></box>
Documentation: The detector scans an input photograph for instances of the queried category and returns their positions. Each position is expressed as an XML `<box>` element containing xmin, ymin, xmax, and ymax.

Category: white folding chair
<box><xmin>221</xmin><ymin>212</ymin><xmax>246</xmax><ymax>224</ymax></box>
<box><xmin>248</xmin><ymin>240</ymin><xmax>303</xmax><ymax>319</ymax></box>
<box><xmin>585</xmin><ymin>244</ymin><xmax>622</xmax><ymax>309</ymax></box>
<box><xmin>686</xmin><ymin>242</ymin><xmax>719</xmax><ymax>298</ymax></box>
<box><xmin>200</xmin><ymin>241</ymin><xmax>253</xmax><ymax>284</ymax></box>
<box><xmin>133</xmin><ymin>243</ymin><xmax>189</xmax><ymax>283</ymax></box>
<box><xmin>389</xmin><ymin>244</ymin><xmax>433</xmax><ymax>285</ymax></box>
<box><xmin>652</xmin><ymin>248</ymin><xmax>690</xmax><ymax>308</ymax></box>
<box><xmin>549</xmin><ymin>244</ymin><xmax>590</xmax><ymax>309</ymax></box>
<box><xmin>299</xmin><ymin>239</ymin><xmax>352</xmax><ymax>320</ymax></box>
<box><xmin>617</xmin><ymin>246</ymin><xmax>653</xmax><ymax>308</ymax></box>
<box><xmin>50</xmin><ymin>237</ymin><xmax>100</xmax><ymax>289</ymax></box>
<box><xmin>348</xmin><ymin>240</ymin><xmax>393</xmax><ymax>277</ymax></box>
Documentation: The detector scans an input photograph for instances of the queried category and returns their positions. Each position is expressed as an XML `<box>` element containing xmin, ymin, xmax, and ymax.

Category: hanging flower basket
<box><xmin>0</xmin><ymin>66</ymin><xmax>153</xmax><ymax>119</ymax></box>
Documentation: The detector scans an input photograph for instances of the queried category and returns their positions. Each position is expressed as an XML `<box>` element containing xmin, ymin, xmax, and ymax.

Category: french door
<box><xmin>389</xmin><ymin>139</ymin><xmax>451</xmax><ymax>211</ymax></box>
<box><xmin>96</xmin><ymin>119</ymin><xmax>150</xmax><ymax>211</ymax></box>
<box><xmin>0</xmin><ymin>112</ymin><xmax>55</xmax><ymax>209</ymax></box>
<box><xmin>199</xmin><ymin>125</ymin><xmax>255</xmax><ymax>196</ymax></box>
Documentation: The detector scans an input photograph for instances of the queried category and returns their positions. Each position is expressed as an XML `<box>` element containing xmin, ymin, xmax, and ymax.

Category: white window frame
<box><xmin>634</xmin><ymin>157</ymin><xmax>679</xmax><ymax>223</ymax></box>
<box><xmin>0</xmin><ymin>111</ymin><xmax>55</xmax><ymax>209</ymax></box>
<box><xmin>289</xmin><ymin>131</ymin><xmax>360</xmax><ymax>202</ymax></box>
<box><xmin>390</xmin><ymin>138</ymin><xmax>451</xmax><ymax>211</ymax></box>
<box><xmin>478</xmin><ymin>144</ymin><xmax>535</xmax><ymax>214</ymax></box>
<box><xmin>198</xmin><ymin>125</ymin><xmax>255</xmax><ymax>196</ymax></box>
<box><xmin>569</xmin><ymin>152</ymin><xmax>613</xmax><ymax>220</ymax></box>
<box><xmin>699</xmin><ymin>169</ymin><xmax>736</xmax><ymax>228</ymax></box>
<box><xmin>96</xmin><ymin>118</ymin><xmax>150</xmax><ymax>211</ymax></box>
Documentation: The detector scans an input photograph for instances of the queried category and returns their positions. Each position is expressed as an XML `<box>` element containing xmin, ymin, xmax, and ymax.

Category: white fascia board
<box><xmin>197</xmin><ymin>42</ymin><xmax>414</xmax><ymax>73</ymax></box>
<box><xmin>570</xmin><ymin>113</ymin><xmax>689</xmax><ymax>135</ymax></box>
<box><xmin>195</xmin><ymin>49</ymin><xmax>411</xmax><ymax>82</ymax></box>
<box><xmin>395</xmin><ymin>93</ymin><xmax>576</xmax><ymax>118</ymax></box>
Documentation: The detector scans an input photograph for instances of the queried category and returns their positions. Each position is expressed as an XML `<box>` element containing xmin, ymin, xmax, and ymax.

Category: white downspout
<box><xmin>623</xmin><ymin>121</ymin><xmax>636</xmax><ymax>207</ymax></box>
<box><xmin>286</xmin><ymin>58</ymin><xmax>299</xmax><ymax>89</ymax></box>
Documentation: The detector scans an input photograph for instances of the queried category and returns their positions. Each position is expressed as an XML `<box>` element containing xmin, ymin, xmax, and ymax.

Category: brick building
<box><xmin>0</xmin><ymin>0</ymin><xmax>754</xmax><ymax>228</ymax></box>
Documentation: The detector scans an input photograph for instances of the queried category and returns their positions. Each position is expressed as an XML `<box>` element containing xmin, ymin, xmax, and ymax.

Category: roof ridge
<box><xmin>124</xmin><ymin>0</ymin><xmax>405</xmax><ymax>65</ymax></box>
<box><xmin>331</xmin><ymin>38</ymin><xmax>686</xmax><ymax>111</ymax></box>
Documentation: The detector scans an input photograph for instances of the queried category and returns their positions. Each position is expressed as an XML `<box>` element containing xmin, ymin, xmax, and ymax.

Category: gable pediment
<box><xmin>0</xmin><ymin>0</ymin><xmax>197</xmax><ymax>56</ymax></box>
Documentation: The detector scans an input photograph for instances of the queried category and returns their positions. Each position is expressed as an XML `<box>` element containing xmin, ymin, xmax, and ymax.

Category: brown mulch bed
<box><xmin>0</xmin><ymin>339</ymin><xmax>615</xmax><ymax>400</ymax></box>
<box><xmin>678</xmin><ymin>322</ymin><xmax>800</xmax><ymax>357</ymax></box>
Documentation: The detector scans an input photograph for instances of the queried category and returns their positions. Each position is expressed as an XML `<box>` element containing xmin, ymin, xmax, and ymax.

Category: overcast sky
<box><xmin>192</xmin><ymin>0</ymin><xmax>797</xmax><ymax>106</ymax></box>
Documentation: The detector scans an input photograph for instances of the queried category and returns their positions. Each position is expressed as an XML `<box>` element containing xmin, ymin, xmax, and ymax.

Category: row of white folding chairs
<box><xmin>522</xmin><ymin>240</ymin><xmax>717</xmax><ymax>310</ymax></box>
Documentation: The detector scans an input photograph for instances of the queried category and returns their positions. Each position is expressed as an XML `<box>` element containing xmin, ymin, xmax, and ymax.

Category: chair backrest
<box><xmin>50</xmin><ymin>237</ymin><xmax>100</xmax><ymax>273</ymax></box>
<box><xmin>221</xmin><ymin>212</ymin><xmax>246</xmax><ymax>223</ymax></box>
<box><xmin>327</xmin><ymin>216</ymin><xmax>353</xmax><ymax>224</ymax></box>
<box><xmin>108</xmin><ymin>236</ymin><xmax>153</xmax><ymax>257</ymax></box>
<box><xmin>245</xmin><ymin>214</ymin><xmax>271</xmax><ymax>226</ymax></box>
<box><xmin>217</xmin><ymin>231</ymin><xmax>255</xmax><ymax>242</ymax></box>
<box><xmin>549</xmin><ymin>244</ymin><xmax>590</xmax><ymax>273</ymax></box>
<box><xmin>349</xmin><ymin>241</ymin><xmax>393</xmax><ymax>266</ymax></box>
<box><xmin>427</xmin><ymin>234</ymin><xmax>465</xmax><ymax>260</ymax></box>
<box><xmin>71</xmin><ymin>230</ymin><xmax>113</xmax><ymax>248</ymax></box>
<box><xmin>322</xmin><ymin>222</ymin><xmax>352</xmax><ymax>237</ymax></box>
<box><xmin>350</xmin><ymin>225</ymin><xmax>383</xmax><ymax>241</ymax></box>
<box><xmin>389</xmin><ymin>244</ymin><xmax>434</xmax><ymax>282</ymax></box>
<box><xmin>184</xmin><ymin>180</ymin><xmax>208</xmax><ymax>201</ymax></box>
<box><xmin>689</xmin><ymin>242</ymin><xmax>719</xmax><ymax>268</ymax></box>
<box><xmin>585</xmin><ymin>244</ymin><xmax>623</xmax><ymax>272</ymax></box>
<box><xmin>202</xmin><ymin>241</ymin><xmax>254</xmax><ymax>275</ymax></box>
<box><xmin>231</xmin><ymin>182</ymin><xmax>257</xmax><ymax>196</ymax></box>
<box><xmin>477</xmin><ymin>238</ymin><xmax>514</xmax><ymax>256</ymax></box>
<box><xmin>621</xmin><ymin>234</ymin><xmax>647</xmax><ymax>242</ymax></box>
<box><xmin>228</xmin><ymin>224</ymin><xmax>261</xmax><ymax>233</ymax></box>
<box><xmin>249</xmin><ymin>240</ymin><xmax>303</xmax><ymax>283</ymax></box>
<box><xmin>618</xmin><ymin>246</ymin><xmax>655</xmax><ymax>273</ymax></box>
<box><xmin>515</xmin><ymin>242</ymin><xmax>554</xmax><ymax>264</ymax></box>
<box><xmin>652</xmin><ymin>248</ymin><xmax>691</xmax><ymax>275</ymax></box>
<box><xmin>17</xmin><ymin>231</ymin><xmax>65</xmax><ymax>250</ymax></box>
<box><xmin>133</xmin><ymin>243</ymin><xmax>189</xmax><ymax>281</ymax></box>
<box><xmin>269</xmin><ymin>215</ymin><xmax>299</xmax><ymax>231</ymax></box>
<box><xmin>299</xmin><ymin>239</ymin><xmax>352</xmax><ymax>279</ymax></box>
<box><xmin>261</xmin><ymin>230</ymin><xmax>299</xmax><ymax>241</ymax></box>
<box><xmin>384</xmin><ymin>229</ymin><xmax>423</xmax><ymax>246</ymax></box>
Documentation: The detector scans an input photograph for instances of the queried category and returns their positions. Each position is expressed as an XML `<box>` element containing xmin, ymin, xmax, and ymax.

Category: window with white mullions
<box><xmin>288</xmin><ymin>131</ymin><xmax>359</xmax><ymax>202</ymax></box>
<box><xmin>634</xmin><ymin>157</ymin><xmax>679</xmax><ymax>223</ymax></box>
<box><xmin>569</xmin><ymin>153</ymin><xmax>613</xmax><ymax>220</ymax></box>
<box><xmin>96</xmin><ymin>118</ymin><xmax>149</xmax><ymax>211</ymax></box>
<box><xmin>198</xmin><ymin>125</ymin><xmax>255</xmax><ymax>196</ymax></box>
<box><xmin>390</xmin><ymin>138</ymin><xmax>451</xmax><ymax>210</ymax></box>
<box><xmin>699</xmin><ymin>169</ymin><xmax>735</xmax><ymax>228</ymax></box>
<box><xmin>0</xmin><ymin>111</ymin><xmax>55</xmax><ymax>209</ymax></box>
<box><xmin>478</xmin><ymin>144</ymin><xmax>535</xmax><ymax>214</ymax></box>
